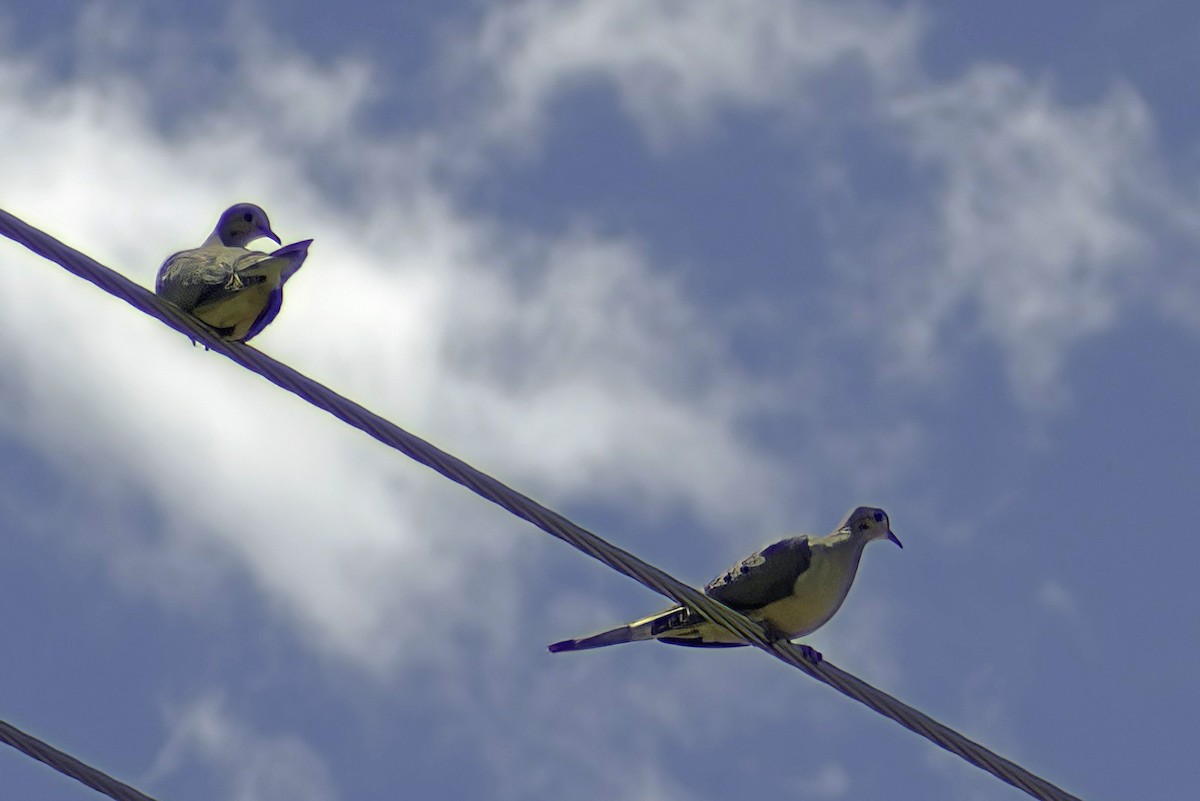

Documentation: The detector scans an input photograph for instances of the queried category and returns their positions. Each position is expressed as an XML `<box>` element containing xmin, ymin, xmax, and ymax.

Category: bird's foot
<box><xmin>758</xmin><ymin>624</ymin><xmax>822</xmax><ymax>664</ymax></box>
<box><xmin>796</xmin><ymin>644</ymin><xmax>823</xmax><ymax>665</ymax></box>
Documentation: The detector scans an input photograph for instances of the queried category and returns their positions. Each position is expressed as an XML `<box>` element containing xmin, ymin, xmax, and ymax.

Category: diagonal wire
<box><xmin>0</xmin><ymin>719</ymin><xmax>158</xmax><ymax>801</ymax></box>
<box><xmin>0</xmin><ymin>207</ymin><xmax>1084</xmax><ymax>801</ymax></box>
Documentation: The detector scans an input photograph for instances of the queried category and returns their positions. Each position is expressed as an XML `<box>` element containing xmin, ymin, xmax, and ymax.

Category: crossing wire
<box><xmin>0</xmin><ymin>719</ymin><xmax>158</xmax><ymax>801</ymax></box>
<box><xmin>0</xmin><ymin>207</ymin><xmax>1084</xmax><ymax>801</ymax></box>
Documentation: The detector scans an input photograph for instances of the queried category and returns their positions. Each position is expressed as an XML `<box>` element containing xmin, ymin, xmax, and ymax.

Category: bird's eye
<box><xmin>242</xmin><ymin>212</ymin><xmax>253</xmax><ymax>222</ymax></box>
<box><xmin>873</xmin><ymin>511</ymin><xmax>883</xmax><ymax>522</ymax></box>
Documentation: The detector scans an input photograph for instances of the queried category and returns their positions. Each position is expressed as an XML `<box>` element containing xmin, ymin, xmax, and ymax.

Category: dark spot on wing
<box><xmin>704</xmin><ymin>537</ymin><xmax>812</xmax><ymax>611</ymax></box>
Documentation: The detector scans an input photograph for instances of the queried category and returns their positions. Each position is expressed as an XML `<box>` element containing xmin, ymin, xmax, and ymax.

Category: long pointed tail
<box><xmin>548</xmin><ymin>625</ymin><xmax>636</xmax><ymax>653</ymax></box>
<box><xmin>268</xmin><ymin>239</ymin><xmax>312</xmax><ymax>282</ymax></box>
<box><xmin>548</xmin><ymin>608</ymin><xmax>682</xmax><ymax>653</ymax></box>
<box><xmin>239</xmin><ymin>240</ymin><xmax>312</xmax><ymax>285</ymax></box>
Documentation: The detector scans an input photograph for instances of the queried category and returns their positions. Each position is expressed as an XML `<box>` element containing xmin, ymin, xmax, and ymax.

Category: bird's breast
<box><xmin>754</xmin><ymin>545</ymin><xmax>863</xmax><ymax>638</ymax></box>
<box><xmin>196</xmin><ymin>286</ymin><xmax>273</xmax><ymax>338</ymax></box>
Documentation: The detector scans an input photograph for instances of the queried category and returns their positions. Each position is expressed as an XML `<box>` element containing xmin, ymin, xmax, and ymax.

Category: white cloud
<box><xmin>1034</xmin><ymin>578</ymin><xmax>1098</xmax><ymax>657</ymax></box>
<box><xmin>1035</xmin><ymin>579</ymin><xmax>1080</xmax><ymax>624</ymax></box>
<box><xmin>450</xmin><ymin>640</ymin><xmax>858</xmax><ymax>801</ymax></box>
<box><xmin>467</xmin><ymin>0</ymin><xmax>921</xmax><ymax>145</ymax></box>
<box><xmin>0</xmin><ymin>15</ymin><xmax>783</xmax><ymax>678</ymax></box>
<box><xmin>459</xmin><ymin>0</ymin><xmax>1200</xmax><ymax>411</ymax></box>
<box><xmin>144</xmin><ymin>694</ymin><xmax>339</xmax><ymax>801</ymax></box>
<box><xmin>0</xmin><ymin>6</ymin><xmax>1076</xmax><ymax>798</ymax></box>
<box><xmin>798</xmin><ymin>762</ymin><xmax>850</xmax><ymax>799</ymax></box>
<box><xmin>885</xmin><ymin>67</ymin><xmax>1155</xmax><ymax>406</ymax></box>
<box><xmin>0</xmin><ymin>44</ymin><xmax>932</xmax><ymax>801</ymax></box>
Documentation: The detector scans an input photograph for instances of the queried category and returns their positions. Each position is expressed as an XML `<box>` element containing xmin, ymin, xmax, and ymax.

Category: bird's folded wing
<box><xmin>703</xmin><ymin>536</ymin><xmax>812</xmax><ymax>610</ymax></box>
<box><xmin>157</xmin><ymin>249</ymin><xmax>226</xmax><ymax>288</ymax></box>
<box><xmin>157</xmin><ymin>249</ymin><xmax>234</xmax><ymax>310</ymax></box>
<box><xmin>186</xmin><ymin>251</ymin><xmax>276</xmax><ymax>310</ymax></box>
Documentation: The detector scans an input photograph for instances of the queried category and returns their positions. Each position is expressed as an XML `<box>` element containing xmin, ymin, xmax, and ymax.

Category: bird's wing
<box><xmin>156</xmin><ymin>248</ymin><xmax>228</xmax><ymax>307</ymax></box>
<box><xmin>159</xmin><ymin>247</ymin><xmax>275</xmax><ymax>311</ymax></box>
<box><xmin>704</xmin><ymin>536</ymin><xmax>812</xmax><ymax>611</ymax></box>
<box><xmin>158</xmin><ymin>247</ymin><xmax>252</xmax><ymax>299</ymax></box>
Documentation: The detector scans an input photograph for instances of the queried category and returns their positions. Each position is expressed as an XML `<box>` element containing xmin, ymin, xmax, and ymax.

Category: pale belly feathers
<box><xmin>670</xmin><ymin>542</ymin><xmax>864</xmax><ymax>645</ymax></box>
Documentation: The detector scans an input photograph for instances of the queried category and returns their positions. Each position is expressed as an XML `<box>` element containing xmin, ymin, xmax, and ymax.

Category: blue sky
<box><xmin>1</xmin><ymin>2</ymin><xmax>1197</xmax><ymax>799</ymax></box>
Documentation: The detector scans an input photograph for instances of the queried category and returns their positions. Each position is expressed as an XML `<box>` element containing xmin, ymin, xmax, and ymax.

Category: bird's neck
<box><xmin>817</xmin><ymin>530</ymin><xmax>870</xmax><ymax>587</ymax></box>
<box><xmin>822</xmin><ymin>528</ymin><xmax>869</xmax><ymax>552</ymax></box>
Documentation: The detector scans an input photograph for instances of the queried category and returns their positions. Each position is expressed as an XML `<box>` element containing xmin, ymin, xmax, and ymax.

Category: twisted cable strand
<box><xmin>0</xmin><ymin>208</ymin><xmax>1083</xmax><ymax>801</ymax></box>
<box><xmin>0</xmin><ymin>720</ymin><xmax>158</xmax><ymax>801</ymax></box>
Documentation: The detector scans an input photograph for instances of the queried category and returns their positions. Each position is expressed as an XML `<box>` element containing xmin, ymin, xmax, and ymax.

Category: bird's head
<box><xmin>840</xmin><ymin>506</ymin><xmax>902</xmax><ymax>548</ymax></box>
<box><xmin>214</xmin><ymin>203</ymin><xmax>281</xmax><ymax>248</ymax></box>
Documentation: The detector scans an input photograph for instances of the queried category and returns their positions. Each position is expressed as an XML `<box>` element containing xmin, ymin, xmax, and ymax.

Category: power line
<box><xmin>0</xmin><ymin>207</ymin><xmax>1084</xmax><ymax>801</ymax></box>
<box><xmin>0</xmin><ymin>719</ymin><xmax>158</xmax><ymax>801</ymax></box>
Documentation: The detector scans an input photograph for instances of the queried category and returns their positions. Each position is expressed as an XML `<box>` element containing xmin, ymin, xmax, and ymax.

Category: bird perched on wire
<box><xmin>156</xmin><ymin>203</ymin><xmax>311</xmax><ymax>342</ymax></box>
<box><xmin>548</xmin><ymin>506</ymin><xmax>902</xmax><ymax>663</ymax></box>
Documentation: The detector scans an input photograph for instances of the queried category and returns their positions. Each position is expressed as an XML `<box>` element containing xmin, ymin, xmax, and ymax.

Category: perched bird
<box><xmin>156</xmin><ymin>203</ymin><xmax>312</xmax><ymax>342</ymax></box>
<box><xmin>548</xmin><ymin>506</ymin><xmax>902</xmax><ymax>663</ymax></box>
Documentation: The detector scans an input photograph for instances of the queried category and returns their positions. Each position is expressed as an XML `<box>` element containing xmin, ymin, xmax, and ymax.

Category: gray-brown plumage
<box><xmin>156</xmin><ymin>203</ymin><xmax>311</xmax><ymax>342</ymax></box>
<box><xmin>548</xmin><ymin>507</ymin><xmax>902</xmax><ymax>661</ymax></box>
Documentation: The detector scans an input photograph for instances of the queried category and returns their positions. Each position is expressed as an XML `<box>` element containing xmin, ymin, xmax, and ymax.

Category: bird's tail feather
<box><xmin>548</xmin><ymin>625</ymin><xmax>637</xmax><ymax>653</ymax></box>
<box><xmin>269</xmin><ymin>239</ymin><xmax>313</xmax><ymax>274</ymax></box>
<box><xmin>548</xmin><ymin>608</ymin><xmax>680</xmax><ymax>653</ymax></box>
<box><xmin>240</xmin><ymin>240</ymin><xmax>312</xmax><ymax>284</ymax></box>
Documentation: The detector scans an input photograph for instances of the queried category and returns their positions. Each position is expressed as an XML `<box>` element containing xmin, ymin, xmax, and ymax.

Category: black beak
<box><xmin>887</xmin><ymin>530</ymin><xmax>903</xmax><ymax>549</ymax></box>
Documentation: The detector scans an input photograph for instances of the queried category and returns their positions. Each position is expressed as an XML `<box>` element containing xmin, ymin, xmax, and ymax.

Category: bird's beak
<box><xmin>261</xmin><ymin>225</ymin><xmax>282</xmax><ymax>245</ymax></box>
<box><xmin>887</xmin><ymin>530</ymin><xmax>903</xmax><ymax>549</ymax></box>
